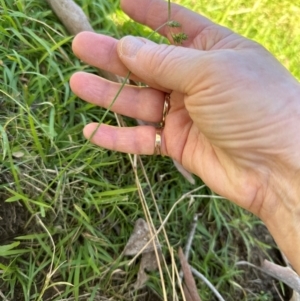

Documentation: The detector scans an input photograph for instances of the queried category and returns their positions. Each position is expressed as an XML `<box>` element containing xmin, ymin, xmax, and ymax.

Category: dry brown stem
<box><xmin>178</xmin><ymin>247</ymin><xmax>202</xmax><ymax>301</ymax></box>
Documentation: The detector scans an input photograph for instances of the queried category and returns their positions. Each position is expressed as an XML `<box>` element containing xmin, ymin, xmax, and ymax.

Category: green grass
<box><xmin>0</xmin><ymin>0</ymin><xmax>299</xmax><ymax>300</ymax></box>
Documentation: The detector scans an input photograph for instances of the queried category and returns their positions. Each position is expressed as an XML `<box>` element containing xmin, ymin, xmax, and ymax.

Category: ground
<box><xmin>0</xmin><ymin>192</ymin><xmax>28</xmax><ymax>245</ymax></box>
<box><xmin>0</xmin><ymin>189</ymin><xmax>291</xmax><ymax>300</ymax></box>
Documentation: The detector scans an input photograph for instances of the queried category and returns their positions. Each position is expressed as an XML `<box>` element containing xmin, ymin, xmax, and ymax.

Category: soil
<box><xmin>0</xmin><ymin>173</ymin><xmax>30</xmax><ymax>300</ymax></box>
<box><xmin>0</xmin><ymin>199</ymin><xmax>29</xmax><ymax>245</ymax></box>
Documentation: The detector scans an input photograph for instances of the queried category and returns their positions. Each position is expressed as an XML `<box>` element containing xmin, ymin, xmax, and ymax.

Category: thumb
<box><xmin>117</xmin><ymin>36</ymin><xmax>204</xmax><ymax>93</ymax></box>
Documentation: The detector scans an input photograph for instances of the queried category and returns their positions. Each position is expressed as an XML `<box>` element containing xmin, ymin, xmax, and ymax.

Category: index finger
<box><xmin>121</xmin><ymin>0</ymin><xmax>216</xmax><ymax>46</ymax></box>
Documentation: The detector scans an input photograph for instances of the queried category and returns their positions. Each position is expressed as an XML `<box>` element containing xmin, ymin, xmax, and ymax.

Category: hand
<box><xmin>70</xmin><ymin>0</ymin><xmax>300</xmax><ymax>271</ymax></box>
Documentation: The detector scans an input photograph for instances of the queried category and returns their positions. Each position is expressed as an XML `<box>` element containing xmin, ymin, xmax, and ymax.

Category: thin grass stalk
<box><xmin>137</xmin><ymin>155</ymin><xmax>187</xmax><ymax>296</ymax></box>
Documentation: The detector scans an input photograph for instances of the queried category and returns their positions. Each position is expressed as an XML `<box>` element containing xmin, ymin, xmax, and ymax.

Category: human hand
<box><xmin>70</xmin><ymin>0</ymin><xmax>300</xmax><ymax>271</ymax></box>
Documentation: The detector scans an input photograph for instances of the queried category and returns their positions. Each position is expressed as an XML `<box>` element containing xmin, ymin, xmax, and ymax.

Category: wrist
<box><xmin>261</xmin><ymin>169</ymin><xmax>300</xmax><ymax>274</ymax></box>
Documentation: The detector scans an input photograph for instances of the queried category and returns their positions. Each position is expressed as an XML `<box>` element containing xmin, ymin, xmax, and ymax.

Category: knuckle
<box><xmin>143</xmin><ymin>44</ymin><xmax>177</xmax><ymax>79</ymax></box>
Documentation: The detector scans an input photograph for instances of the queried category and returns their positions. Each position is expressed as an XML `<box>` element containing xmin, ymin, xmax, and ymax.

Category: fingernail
<box><xmin>119</xmin><ymin>36</ymin><xmax>146</xmax><ymax>58</ymax></box>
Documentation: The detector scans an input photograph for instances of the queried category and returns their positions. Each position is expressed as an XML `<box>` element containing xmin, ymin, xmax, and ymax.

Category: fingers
<box><xmin>117</xmin><ymin>36</ymin><xmax>206</xmax><ymax>94</ymax></box>
<box><xmin>72</xmin><ymin>32</ymin><xmax>129</xmax><ymax>77</ymax></box>
<box><xmin>72</xmin><ymin>32</ymin><xmax>169</xmax><ymax>91</ymax></box>
<box><xmin>121</xmin><ymin>0</ymin><xmax>219</xmax><ymax>46</ymax></box>
<box><xmin>70</xmin><ymin>72</ymin><xmax>165</xmax><ymax>123</ymax></box>
<box><xmin>83</xmin><ymin>123</ymin><xmax>166</xmax><ymax>155</ymax></box>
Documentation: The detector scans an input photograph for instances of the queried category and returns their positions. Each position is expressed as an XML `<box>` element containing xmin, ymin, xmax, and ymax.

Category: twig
<box><xmin>179</xmin><ymin>248</ymin><xmax>202</xmax><ymax>301</ymax></box>
<box><xmin>184</xmin><ymin>214</ymin><xmax>199</xmax><ymax>260</ymax></box>
<box><xmin>180</xmin><ymin>214</ymin><xmax>199</xmax><ymax>281</ymax></box>
<box><xmin>45</xmin><ymin>0</ymin><xmax>121</xmax><ymax>87</ymax></box>
<box><xmin>191</xmin><ymin>267</ymin><xmax>226</xmax><ymax>301</ymax></box>
<box><xmin>236</xmin><ymin>260</ymin><xmax>300</xmax><ymax>294</ymax></box>
<box><xmin>46</xmin><ymin>0</ymin><xmax>93</xmax><ymax>35</ymax></box>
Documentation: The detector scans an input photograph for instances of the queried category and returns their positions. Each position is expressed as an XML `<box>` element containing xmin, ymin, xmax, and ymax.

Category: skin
<box><xmin>70</xmin><ymin>0</ymin><xmax>300</xmax><ymax>273</ymax></box>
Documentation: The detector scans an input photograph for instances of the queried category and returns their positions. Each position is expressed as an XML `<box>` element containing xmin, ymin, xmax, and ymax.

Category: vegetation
<box><xmin>0</xmin><ymin>0</ymin><xmax>299</xmax><ymax>300</ymax></box>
